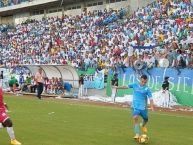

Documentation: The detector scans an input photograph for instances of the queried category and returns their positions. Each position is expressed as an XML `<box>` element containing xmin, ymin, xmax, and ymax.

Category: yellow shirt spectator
<box><xmin>159</xmin><ymin>34</ymin><xmax>164</xmax><ymax>42</ymax></box>
<box><xmin>186</xmin><ymin>17</ymin><xmax>192</xmax><ymax>23</ymax></box>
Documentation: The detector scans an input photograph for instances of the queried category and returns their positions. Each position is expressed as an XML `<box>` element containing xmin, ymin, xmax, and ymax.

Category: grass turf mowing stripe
<box><xmin>0</xmin><ymin>95</ymin><xmax>192</xmax><ymax>145</ymax></box>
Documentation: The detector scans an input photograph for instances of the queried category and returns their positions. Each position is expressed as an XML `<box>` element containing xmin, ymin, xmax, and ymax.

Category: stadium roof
<box><xmin>21</xmin><ymin>64</ymin><xmax>79</xmax><ymax>88</ymax></box>
<box><xmin>0</xmin><ymin>0</ymin><xmax>85</xmax><ymax>16</ymax></box>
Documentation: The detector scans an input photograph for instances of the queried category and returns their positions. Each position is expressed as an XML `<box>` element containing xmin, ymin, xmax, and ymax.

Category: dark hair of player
<box><xmin>141</xmin><ymin>75</ymin><xmax>148</xmax><ymax>80</ymax></box>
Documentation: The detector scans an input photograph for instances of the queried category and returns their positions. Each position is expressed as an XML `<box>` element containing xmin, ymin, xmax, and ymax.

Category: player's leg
<box><xmin>2</xmin><ymin>118</ymin><xmax>21</xmax><ymax>145</ymax></box>
<box><xmin>82</xmin><ymin>84</ymin><xmax>84</xmax><ymax>97</ymax></box>
<box><xmin>111</xmin><ymin>87</ymin><xmax>116</xmax><ymax>103</ymax></box>
<box><xmin>81</xmin><ymin>84</ymin><xmax>83</xmax><ymax>97</ymax></box>
<box><xmin>84</xmin><ymin>85</ymin><xmax>87</xmax><ymax>96</ymax></box>
<box><xmin>140</xmin><ymin>109</ymin><xmax>148</xmax><ymax>134</ymax></box>
<box><xmin>132</xmin><ymin>108</ymin><xmax>140</xmax><ymax>139</ymax></box>
<box><xmin>0</xmin><ymin>122</ymin><xmax>4</xmax><ymax>129</ymax></box>
<box><xmin>168</xmin><ymin>91</ymin><xmax>171</xmax><ymax>108</ymax></box>
<box><xmin>3</xmin><ymin>118</ymin><xmax>15</xmax><ymax>140</ymax></box>
<box><xmin>161</xmin><ymin>91</ymin><xmax>165</xmax><ymax>107</ymax></box>
<box><xmin>78</xmin><ymin>85</ymin><xmax>81</xmax><ymax>98</ymax></box>
<box><xmin>13</xmin><ymin>84</ymin><xmax>16</xmax><ymax>93</ymax></box>
<box><xmin>166</xmin><ymin>90</ymin><xmax>170</xmax><ymax>108</ymax></box>
<box><xmin>37</xmin><ymin>82</ymin><xmax>43</xmax><ymax>99</ymax></box>
<box><xmin>9</xmin><ymin>84</ymin><xmax>13</xmax><ymax>93</ymax></box>
<box><xmin>39</xmin><ymin>83</ymin><xmax>44</xmax><ymax>98</ymax></box>
<box><xmin>36</xmin><ymin>83</ymin><xmax>40</xmax><ymax>98</ymax></box>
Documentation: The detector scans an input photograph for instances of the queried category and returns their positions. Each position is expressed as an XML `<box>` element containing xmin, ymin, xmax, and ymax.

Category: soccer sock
<box><xmin>134</xmin><ymin>124</ymin><xmax>140</xmax><ymax>135</ymax></box>
<box><xmin>0</xmin><ymin>123</ymin><xmax>3</xmax><ymax>129</ymax></box>
<box><xmin>142</xmin><ymin>120</ymin><xmax>148</xmax><ymax>127</ymax></box>
<box><xmin>6</xmin><ymin>127</ymin><xmax>15</xmax><ymax>140</ymax></box>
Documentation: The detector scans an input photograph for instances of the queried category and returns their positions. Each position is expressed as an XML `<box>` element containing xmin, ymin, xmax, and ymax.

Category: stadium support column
<box><xmin>137</xmin><ymin>0</ymin><xmax>139</xmax><ymax>9</ymax></box>
<box><xmin>81</xmin><ymin>1</ymin><xmax>86</xmax><ymax>15</ymax></box>
<box><xmin>44</xmin><ymin>9</ymin><xmax>46</xmax><ymax>18</ymax></box>
<box><xmin>105</xmin><ymin>0</ymin><xmax>110</xmax><ymax>12</ymax></box>
<box><xmin>103</xmin><ymin>0</ymin><xmax>107</xmax><ymax>11</ymax></box>
<box><xmin>62</xmin><ymin>7</ymin><xmax>64</xmax><ymax>16</ymax></box>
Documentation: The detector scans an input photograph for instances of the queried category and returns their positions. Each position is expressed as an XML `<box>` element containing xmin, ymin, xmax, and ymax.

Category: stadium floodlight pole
<box><xmin>57</xmin><ymin>0</ymin><xmax>64</xmax><ymax>16</ymax></box>
<box><xmin>60</xmin><ymin>0</ymin><xmax>64</xmax><ymax>6</ymax></box>
<box><xmin>137</xmin><ymin>0</ymin><xmax>139</xmax><ymax>8</ymax></box>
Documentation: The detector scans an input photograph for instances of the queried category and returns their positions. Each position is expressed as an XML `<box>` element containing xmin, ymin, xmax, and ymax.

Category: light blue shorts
<box><xmin>132</xmin><ymin>108</ymin><xmax>148</xmax><ymax>121</ymax></box>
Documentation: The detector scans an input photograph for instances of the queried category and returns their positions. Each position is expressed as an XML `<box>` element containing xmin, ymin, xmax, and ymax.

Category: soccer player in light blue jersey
<box><xmin>117</xmin><ymin>74</ymin><xmax>154</xmax><ymax>139</ymax></box>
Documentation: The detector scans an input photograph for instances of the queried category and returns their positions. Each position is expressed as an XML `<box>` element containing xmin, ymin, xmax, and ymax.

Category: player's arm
<box><xmin>147</xmin><ymin>88</ymin><xmax>154</xmax><ymax>111</ymax></box>
<box><xmin>116</xmin><ymin>83</ymin><xmax>134</xmax><ymax>89</ymax></box>
<box><xmin>112</xmin><ymin>85</ymin><xmax>118</xmax><ymax>88</ymax></box>
<box><xmin>116</xmin><ymin>85</ymin><xmax>127</xmax><ymax>89</ymax></box>
<box><xmin>149</xmin><ymin>99</ymin><xmax>154</xmax><ymax>111</ymax></box>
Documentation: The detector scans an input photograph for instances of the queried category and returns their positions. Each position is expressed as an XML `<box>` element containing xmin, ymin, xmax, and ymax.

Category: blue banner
<box><xmin>84</xmin><ymin>70</ymin><xmax>105</xmax><ymax>90</ymax></box>
<box><xmin>132</xmin><ymin>45</ymin><xmax>158</xmax><ymax>49</ymax></box>
<box><xmin>116</xmin><ymin>68</ymin><xmax>193</xmax><ymax>106</ymax></box>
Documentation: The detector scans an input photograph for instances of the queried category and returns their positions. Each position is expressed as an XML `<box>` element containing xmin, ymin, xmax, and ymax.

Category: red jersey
<box><xmin>0</xmin><ymin>88</ymin><xmax>9</xmax><ymax>123</ymax></box>
<box><xmin>0</xmin><ymin>88</ymin><xmax>5</xmax><ymax>111</ymax></box>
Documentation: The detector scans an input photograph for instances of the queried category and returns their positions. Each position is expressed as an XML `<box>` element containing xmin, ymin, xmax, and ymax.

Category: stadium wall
<box><xmin>106</xmin><ymin>68</ymin><xmax>193</xmax><ymax>107</ymax></box>
<box><xmin>129</xmin><ymin>0</ymin><xmax>155</xmax><ymax>12</ymax></box>
<box><xmin>15</xmin><ymin>12</ymin><xmax>31</xmax><ymax>24</ymax></box>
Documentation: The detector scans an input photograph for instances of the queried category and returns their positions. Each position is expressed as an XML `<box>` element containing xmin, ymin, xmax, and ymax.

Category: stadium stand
<box><xmin>0</xmin><ymin>0</ymin><xmax>33</xmax><ymax>8</ymax></box>
<box><xmin>0</xmin><ymin>0</ymin><xmax>192</xmax><ymax>73</ymax></box>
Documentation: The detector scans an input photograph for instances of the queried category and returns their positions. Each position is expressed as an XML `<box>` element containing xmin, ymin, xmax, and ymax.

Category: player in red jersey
<box><xmin>0</xmin><ymin>88</ymin><xmax>21</xmax><ymax>145</ymax></box>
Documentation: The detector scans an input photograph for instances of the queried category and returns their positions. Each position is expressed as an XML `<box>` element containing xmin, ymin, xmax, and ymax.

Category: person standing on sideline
<box><xmin>111</xmin><ymin>73</ymin><xmax>118</xmax><ymax>103</ymax></box>
<box><xmin>117</xmin><ymin>75</ymin><xmax>154</xmax><ymax>140</ymax></box>
<box><xmin>0</xmin><ymin>87</ymin><xmax>21</xmax><ymax>145</ymax></box>
<box><xmin>35</xmin><ymin>68</ymin><xmax>44</xmax><ymax>99</ymax></box>
<box><xmin>78</xmin><ymin>74</ymin><xmax>84</xmax><ymax>98</ymax></box>
<box><xmin>9</xmin><ymin>76</ymin><xmax>19</xmax><ymax>94</ymax></box>
<box><xmin>0</xmin><ymin>71</ymin><xmax>4</xmax><ymax>88</ymax></box>
<box><xmin>161</xmin><ymin>76</ymin><xmax>170</xmax><ymax>108</ymax></box>
<box><xmin>18</xmin><ymin>73</ymin><xmax>25</xmax><ymax>92</ymax></box>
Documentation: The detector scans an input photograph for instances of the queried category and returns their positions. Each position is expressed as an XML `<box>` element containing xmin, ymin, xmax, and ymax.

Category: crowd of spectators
<box><xmin>0</xmin><ymin>0</ymin><xmax>33</xmax><ymax>8</ymax></box>
<box><xmin>8</xmin><ymin>72</ymin><xmax>73</xmax><ymax>95</ymax></box>
<box><xmin>0</xmin><ymin>0</ymin><xmax>193</xmax><ymax>75</ymax></box>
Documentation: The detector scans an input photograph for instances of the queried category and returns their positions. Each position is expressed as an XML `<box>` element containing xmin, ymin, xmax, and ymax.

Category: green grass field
<box><xmin>0</xmin><ymin>95</ymin><xmax>193</xmax><ymax>145</ymax></box>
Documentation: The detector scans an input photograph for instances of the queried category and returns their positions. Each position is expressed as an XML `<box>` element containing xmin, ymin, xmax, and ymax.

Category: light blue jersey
<box><xmin>128</xmin><ymin>83</ymin><xmax>152</xmax><ymax>110</ymax></box>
